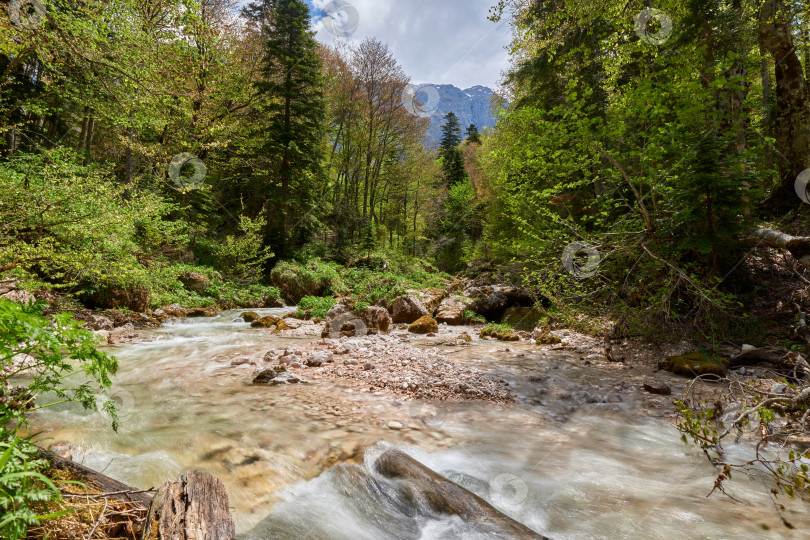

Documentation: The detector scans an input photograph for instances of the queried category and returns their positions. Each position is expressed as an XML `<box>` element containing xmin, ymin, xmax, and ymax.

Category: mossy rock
<box><xmin>241</xmin><ymin>311</ymin><xmax>260</xmax><ymax>323</ymax></box>
<box><xmin>408</xmin><ymin>316</ymin><xmax>438</xmax><ymax>334</ymax></box>
<box><xmin>251</xmin><ymin>315</ymin><xmax>281</xmax><ymax>328</ymax></box>
<box><xmin>187</xmin><ymin>307</ymin><xmax>217</xmax><ymax>318</ymax></box>
<box><xmin>658</xmin><ymin>352</ymin><xmax>728</xmax><ymax>377</ymax></box>
<box><xmin>532</xmin><ymin>326</ymin><xmax>561</xmax><ymax>345</ymax></box>
<box><xmin>273</xmin><ymin>320</ymin><xmax>291</xmax><ymax>332</ymax></box>
<box><xmin>480</xmin><ymin>325</ymin><xmax>520</xmax><ymax>341</ymax></box>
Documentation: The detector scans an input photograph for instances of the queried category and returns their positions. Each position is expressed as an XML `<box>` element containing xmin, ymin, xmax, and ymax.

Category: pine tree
<box><xmin>439</xmin><ymin>112</ymin><xmax>462</xmax><ymax>155</ymax></box>
<box><xmin>257</xmin><ymin>0</ymin><xmax>326</xmax><ymax>258</ymax></box>
<box><xmin>465</xmin><ymin>123</ymin><xmax>481</xmax><ymax>144</ymax></box>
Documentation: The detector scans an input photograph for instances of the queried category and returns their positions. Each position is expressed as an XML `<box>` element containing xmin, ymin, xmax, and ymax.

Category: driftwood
<box><xmin>375</xmin><ymin>449</ymin><xmax>548</xmax><ymax>539</ymax></box>
<box><xmin>42</xmin><ymin>449</ymin><xmax>153</xmax><ymax>508</ymax></box>
<box><xmin>729</xmin><ymin>347</ymin><xmax>810</xmax><ymax>376</ymax></box>
<box><xmin>142</xmin><ymin>470</ymin><xmax>235</xmax><ymax>540</ymax></box>
<box><xmin>745</xmin><ymin>228</ymin><xmax>810</xmax><ymax>268</ymax></box>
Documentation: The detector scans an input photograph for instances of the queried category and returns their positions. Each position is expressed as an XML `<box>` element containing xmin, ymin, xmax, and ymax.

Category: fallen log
<box><xmin>745</xmin><ymin>228</ymin><xmax>810</xmax><ymax>268</ymax></box>
<box><xmin>41</xmin><ymin>449</ymin><xmax>153</xmax><ymax>508</ymax></box>
<box><xmin>729</xmin><ymin>347</ymin><xmax>810</xmax><ymax>377</ymax></box>
<box><xmin>375</xmin><ymin>448</ymin><xmax>548</xmax><ymax>539</ymax></box>
<box><xmin>141</xmin><ymin>470</ymin><xmax>235</xmax><ymax>540</ymax></box>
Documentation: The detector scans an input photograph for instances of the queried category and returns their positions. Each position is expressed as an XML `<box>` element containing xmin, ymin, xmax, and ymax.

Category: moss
<box><xmin>480</xmin><ymin>323</ymin><xmax>519</xmax><ymax>341</ymax></box>
<box><xmin>408</xmin><ymin>316</ymin><xmax>438</xmax><ymax>334</ymax></box>
<box><xmin>273</xmin><ymin>320</ymin><xmax>291</xmax><ymax>332</ymax></box>
<box><xmin>658</xmin><ymin>351</ymin><xmax>728</xmax><ymax>377</ymax></box>
<box><xmin>251</xmin><ymin>315</ymin><xmax>280</xmax><ymax>328</ymax></box>
<box><xmin>241</xmin><ymin>311</ymin><xmax>260</xmax><ymax>322</ymax></box>
<box><xmin>533</xmin><ymin>326</ymin><xmax>561</xmax><ymax>345</ymax></box>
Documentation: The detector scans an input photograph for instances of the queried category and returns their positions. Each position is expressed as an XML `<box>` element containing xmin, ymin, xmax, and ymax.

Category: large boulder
<box><xmin>392</xmin><ymin>295</ymin><xmax>430</xmax><ymax>324</ymax></box>
<box><xmin>322</xmin><ymin>299</ymin><xmax>366</xmax><ymax>338</ymax></box>
<box><xmin>81</xmin><ymin>283</ymin><xmax>151</xmax><ymax>313</ymax></box>
<box><xmin>406</xmin><ymin>288</ymin><xmax>445</xmax><ymax>315</ymax></box>
<box><xmin>408</xmin><ymin>316</ymin><xmax>438</xmax><ymax>334</ymax></box>
<box><xmin>363</xmin><ymin>305</ymin><xmax>391</xmax><ymax>334</ymax></box>
<box><xmin>251</xmin><ymin>315</ymin><xmax>281</xmax><ymax>328</ymax></box>
<box><xmin>434</xmin><ymin>294</ymin><xmax>474</xmax><ymax>325</ymax></box>
<box><xmin>187</xmin><ymin>307</ymin><xmax>217</xmax><ymax>318</ymax></box>
<box><xmin>179</xmin><ymin>271</ymin><xmax>210</xmax><ymax>294</ymax></box>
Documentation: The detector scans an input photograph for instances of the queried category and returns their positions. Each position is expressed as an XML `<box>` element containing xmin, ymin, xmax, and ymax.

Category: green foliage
<box><xmin>440</xmin><ymin>112</ymin><xmax>462</xmax><ymax>153</ymax></box>
<box><xmin>0</xmin><ymin>431</ymin><xmax>67</xmax><ymax>540</ymax></box>
<box><xmin>463</xmin><ymin>310</ymin><xmax>487</xmax><ymax>324</ymax></box>
<box><xmin>0</xmin><ymin>299</ymin><xmax>119</xmax><ymax>538</ymax></box>
<box><xmin>465</xmin><ymin>124</ymin><xmax>481</xmax><ymax>144</ymax></box>
<box><xmin>295</xmin><ymin>296</ymin><xmax>336</xmax><ymax>319</ymax></box>
<box><xmin>270</xmin><ymin>259</ymin><xmax>345</xmax><ymax>302</ymax></box>
<box><xmin>212</xmin><ymin>215</ymin><xmax>274</xmax><ymax>284</ymax></box>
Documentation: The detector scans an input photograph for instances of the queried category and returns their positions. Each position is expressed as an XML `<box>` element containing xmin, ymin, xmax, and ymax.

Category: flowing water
<box><xmin>29</xmin><ymin>310</ymin><xmax>810</xmax><ymax>539</ymax></box>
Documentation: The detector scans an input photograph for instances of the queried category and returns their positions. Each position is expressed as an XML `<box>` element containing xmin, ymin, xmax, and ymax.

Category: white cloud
<box><xmin>308</xmin><ymin>0</ymin><xmax>512</xmax><ymax>90</ymax></box>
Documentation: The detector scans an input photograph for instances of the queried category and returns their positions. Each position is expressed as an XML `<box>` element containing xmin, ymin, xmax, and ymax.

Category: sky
<box><xmin>305</xmin><ymin>0</ymin><xmax>512</xmax><ymax>90</ymax></box>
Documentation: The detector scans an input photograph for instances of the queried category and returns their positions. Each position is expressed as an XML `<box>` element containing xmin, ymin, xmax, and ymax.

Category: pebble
<box><xmin>363</xmin><ymin>362</ymin><xmax>376</xmax><ymax>370</ymax></box>
<box><xmin>387</xmin><ymin>421</ymin><xmax>403</xmax><ymax>430</ymax></box>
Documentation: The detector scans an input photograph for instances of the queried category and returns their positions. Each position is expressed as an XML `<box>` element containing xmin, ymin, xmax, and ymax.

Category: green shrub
<box><xmin>270</xmin><ymin>259</ymin><xmax>345</xmax><ymax>303</ymax></box>
<box><xmin>295</xmin><ymin>296</ymin><xmax>336</xmax><ymax>319</ymax></box>
<box><xmin>463</xmin><ymin>310</ymin><xmax>486</xmax><ymax>323</ymax></box>
<box><xmin>211</xmin><ymin>215</ymin><xmax>274</xmax><ymax>284</ymax></box>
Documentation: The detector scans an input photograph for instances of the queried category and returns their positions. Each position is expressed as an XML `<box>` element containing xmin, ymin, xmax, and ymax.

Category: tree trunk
<box><xmin>758</xmin><ymin>0</ymin><xmax>810</xmax><ymax>212</ymax></box>
<box><xmin>141</xmin><ymin>470</ymin><xmax>235</xmax><ymax>540</ymax></box>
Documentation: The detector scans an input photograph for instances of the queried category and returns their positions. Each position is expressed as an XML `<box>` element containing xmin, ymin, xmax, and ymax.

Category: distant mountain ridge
<box><xmin>420</xmin><ymin>84</ymin><xmax>497</xmax><ymax>145</ymax></box>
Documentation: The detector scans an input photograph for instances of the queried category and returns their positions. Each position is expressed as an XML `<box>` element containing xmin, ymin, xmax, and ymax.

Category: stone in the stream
<box><xmin>643</xmin><ymin>380</ymin><xmax>672</xmax><ymax>395</ymax></box>
<box><xmin>344</xmin><ymin>359</ymin><xmax>359</xmax><ymax>366</ymax></box>
<box><xmin>307</xmin><ymin>351</ymin><xmax>334</xmax><ymax>367</ymax></box>
<box><xmin>161</xmin><ymin>303</ymin><xmax>187</xmax><ymax>318</ymax></box>
<box><xmin>230</xmin><ymin>357</ymin><xmax>253</xmax><ymax>367</ymax></box>
<box><xmin>252</xmin><ymin>368</ymin><xmax>278</xmax><ymax>384</ymax></box>
<box><xmin>387</xmin><ymin>421</ymin><xmax>403</xmax><ymax>430</ymax></box>
<box><xmin>252</xmin><ymin>368</ymin><xmax>305</xmax><ymax>385</ymax></box>
<box><xmin>251</xmin><ymin>315</ymin><xmax>280</xmax><ymax>328</ymax></box>
<box><xmin>241</xmin><ymin>311</ymin><xmax>260</xmax><ymax>323</ymax></box>
<box><xmin>278</xmin><ymin>354</ymin><xmax>301</xmax><ymax>365</ymax></box>
<box><xmin>187</xmin><ymin>307</ymin><xmax>217</xmax><ymax>318</ymax></box>
<box><xmin>263</xmin><ymin>350</ymin><xmax>278</xmax><ymax>362</ymax></box>
<box><xmin>532</xmin><ymin>326</ymin><xmax>562</xmax><ymax>344</ymax></box>
<box><xmin>363</xmin><ymin>361</ymin><xmax>376</xmax><ymax>371</ymax></box>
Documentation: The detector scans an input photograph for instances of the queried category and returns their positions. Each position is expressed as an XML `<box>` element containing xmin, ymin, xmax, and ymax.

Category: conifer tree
<box><xmin>257</xmin><ymin>0</ymin><xmax>326</xmax><ymax>258</ymax></box>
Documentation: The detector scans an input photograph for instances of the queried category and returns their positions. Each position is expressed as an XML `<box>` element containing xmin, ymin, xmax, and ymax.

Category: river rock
<box><xmin>387</xmin><ymin>421</ymin><xmax>403</xmax><ymax>430</ymax></box>
<box><xmin>322</xmin><ymin>300</ymin><xmax>367</xmax><ymax>338</ymax></box>
<box><xmin>435</xmin><ymin>295</ymin><xmax>474</xmax><ymax>325</ymax></box>
<box><xmin>363</xmin><ymin>305</ymin><xmax>391</xmax><ymax>334</ymax></box>
<box><xmin>162</xmin><ymin>303</ymin><xmax>187</xmax><ymax>318</ymax></box>
<box><xmin>179</xmin><ymin>271</ymin><xmax>210</xmax><ymax>294</ymax></box>
<box><xmin>392</xmin><ymin>295</ymin><xmax>430</xmax><ymax>323</ymax></box>
<box><xmin>187</xmin><ymin>307</ymin><xmax>217</xmax><ymax>318</ymax></box>
<box><xmin>278</xmin><ymin>354</ymin><xmax>301</xmax><ymax>365</ymax></box>
<box><xmin>643</xmin><ymin>380</ymin><xmax>672</xmax><ymax>395</ymax></box>
<box><xmin>307</xmin><ymin>351</ymin><xmax>334</xmax><ymax>367</ymax></box>
<box><xmin>363</xmin><ymin>362</ymin><xmax>376</xmax><ymax>370</ymax></box>
<box><xmin>251</xmin><ymin>315</ymin><xmax>280</xmax><ymax>328</ymax></box>
<box><xmin>532</xmin><ymin>326</ymin><xmax>562</xmax><ymax>344</ymax></box>
<box><xmin>253</xmin><ymin>368</ymin><xmax>305</xmax><ymax>385</ymax></box>
<box><xmin>408</xmin><ymin>316</ymin><xmax>438</xmax><ymax>334</ymax></box>
<box><xmin>241</xmin><ymin>311</ymin><xmax>260</xmax><ymax>323</ymax></box>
